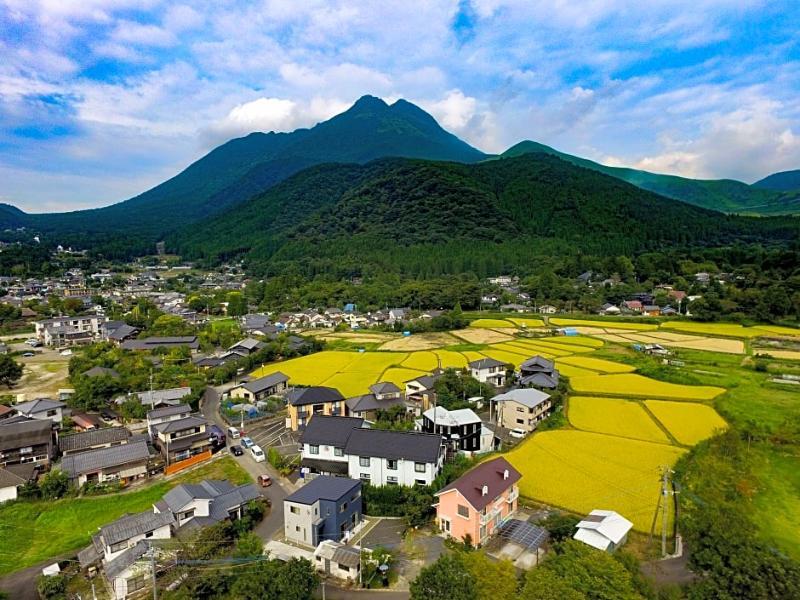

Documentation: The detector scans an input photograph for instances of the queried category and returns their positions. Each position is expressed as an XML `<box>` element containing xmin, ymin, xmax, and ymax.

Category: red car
<box><xmin>258</xmin><ymin>474</ymin><xmax>272</xmax><ymax>487</ymax></box>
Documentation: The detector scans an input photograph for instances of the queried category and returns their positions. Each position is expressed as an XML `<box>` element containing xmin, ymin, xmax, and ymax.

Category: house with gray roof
<box><xmin>314</xmin><ymin>540</ymin><xmax>361</xmax><ymax>582</ymax></box>
<box><xmin>60</xmin><ymin>439</ymin><xmax>150</xmax><ymax>487</ymax></box>
<box><xmin>468</xmin><ymin>357</ymin><xmax>508</xmax><ymax>386</ymax></box>
<box><xmin>403</xmin><ymin>372</ymin><xmax>444</xmax><ymax>415</ymax></box>
<box><xmin>13</xmin><ymin>398</ymin><xmax>66</xmax><ymax>424</ymax></box>
<box><xmin>345</xmin><ymin>429</ymin><xmax>444</xmax><ymax>486</ymax></box>
<box><xmin>284</xmin><ymin>476</ymin><xmax>362</xmax><ymax>548</ymax></box>
<box><xmin>345</xmin><ymin>391</ymin><xmax>405</xmax><ymax>421</ymax></box>
<box><xmin>121</xmin><ymin>336</ymin><xmax>199</xmax><ymax>351</ymax></box>
<box><xmin>151</xmin><ymin>415</ymin><xmax>211</xmax><ymax>464</ymax></box>
<box><xmin>83</xmin><ymin>366</ymin><xmax>121</xmax><ymax>379</ymax></box>
<box><xmin>493</xmin><ymin>388</ymin><xmax>552</xmax><ymax>434</ymax></box>
<box><xmin>517</xmin><ymin>355</ymin><xmax>560</xmax><ymax>389</ymax></box>
<box><xmin>229</xmin><ymin>371</ymin><xmax>289</xmax><ymax>403</ymax></box>
<box><xmin>59</xmin><ymin>427</ymin><xmax>130</xmax><ymax>456</ymax></box>
<box><xmin>228</xmin><ymin>337</ymin><xmax>266</xmax><ymax>356</ymax></box>
<box><xmin>153</xmin><ymin>479</ymin><xmax>261</xmax><ymax>530</ymax></box>
<box><xmin>103</xmin><ymin>540</ymin><xmax>152</xmax><ymax>600</ymax></box>
<box><xmin>0</xmin><ymin>418</ymin><xmax>53</xmax><ymax>467</ymax></box>
<box><xmin>286</xmin><ymin>386</ymin><xmax>346</xmax><ymax>431</ymax></box>
<box><xmin>123</xmin><ymin>386</ymin><xmax>192</xmax><ymax>409</ymax></box>
<box><xmin>0</xmin><ymin>467</ymin><xmax>27</xmax><ymax>503</ymax></box>
<box><xmin>146</xmin><ymin>404</ymin><xmax>192</xmax><ymax>435</ymax></box>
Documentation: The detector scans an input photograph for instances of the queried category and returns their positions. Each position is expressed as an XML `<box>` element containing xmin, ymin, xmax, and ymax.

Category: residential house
<box><xmin>83</xmin><ymin>366</ymin><xmax>121</xmax><ymax>380</ymax></box>
<box><xmin>121</xmin><ymin>336</ymin><xmax>199</xmax><ymax>351</ymax></box>
<box><xmin>642</xmin><ymin>305</ymin><xmax>661</xmax><ymax>316</ymax></box>
<box><xmin>0</xmin><ymin>419</ymin><xmax>53</xmax><ymax>467</ymax></box>
<box><xmin>146</xmin><ymin>404</ymin><xmax>192</xmax><ymax>434</ymax></box>
<box><xmin>34</xmin><ymin>314</ymin><xmax>106</xmax><ymax>346</ymax></box>
<box><xmin>61</xmin><ymin>440</ymin><xmax>150</xmax><ymax>487</ymax></box>
<box><xmin>536</xmin><ymin>305</ymin><xmax>557</xmax><ymax>315</ymax></box>
<box><xmin>517</xmin><ymin>356</ymin><xmax>560</xmax><ymax>389</ymax></box>
<box><xmin>493</xmin><ymin>388</ymin><xmax>552</xmax><ymax>433</ymax></box>
<box><xmin>434</xmin><ymin>457</ymin><xmax>521</xmax><ymax>546</ymax></box>
<box><xmin>314</xmin><ymin>540</ymin><xmax>361</xmax><ymax>582</ymax></box>
<box><xmin>229</xmin><ymin>372</ymin><xmax>289</xmax><ymax>403</ymax></box>
<box><xmin>103</xmin><ymin>541</ymin><xmax>153</xmax><ymax>600</ymax></box>
<box><xmin>622</xmin><ymin>300</ymin><xmax>643</xmax><ymax>313</ymax></box>
<box><xmin>154</xmin><ymin>479</ymin><xmax>262</xmax><ymax>530</ymax></box>
<box><xmin>386</xmin><ymin>308</ymin><xmax>407</xmax><ymax>325</ymax></box>
<box><xmin>241</xmin><ymin>314</ymin><xmax>275</xmax><ymax>336</ymax></box>
<box><xmin>345</xmin><ymin>429</ymin><xmax>443</xmax><ymax>486</ymax></box>
<box><xmin>283</xmin><ymin>476</ymin><xmax>362</xmax><ymax>548</ymax></box>
<box><xmin>500</xmin><ymin>303</ymin><xmax>528</xmax><ymax>313</ymax></box>
<box><xmin>661</xmin><ymin>306</ymin><xmax>678</xmax><ymax>316</ymax></box>
<box><xmin>345</xmin><ymin>382</ymin><xmax>405</xmax><ymax>421</ymax></box>
<box><xmin>125</xmin><ymin>386</ymin><xmax>192</xmax><ymax>410</ymax></box>
<box><xmin>81</xmin><ymin>510</ymin><xmax>174</xmax><ymax>568</ymax></box>
<box><xmin>300</xmin><ymin>415</ymin><xmax>365</xmax><ymax>476</ymax></box>
<box><xmin>228</xmin><ymin>338</ymin><xmax>266</xmax><ymax>356</ymax></box>
<box><xmin>0</xmin><ymin>467</ymin><xmax>28</xmax><ymax>503</ymax></box>
<box><xmin>59</xmin><ymin>427</ymin><xmax>131</xmax><ymax>456</ymax></box>
<box><xmin>286</xmin><ymin>387</ymin><xmax>347</xmax><ymax>431</ymax></box>
<box><xmin>151</xmin><ymin>415</ymin><xmax>211</xmax><ymax>464</ymax></box>
<box><xmin>13</xmin><ymin>398</ymin><xmax>66</xmax><ymax>424</ymax></box>
<box><xmin>573</xmin><ymin>510</ymin><xmax>633</xmax><ymax>552</ymax></box>
<box><xmin>468</xmin><ymin>357</ymin><xmax>507</xmax><ymax>387</ymax></box>
<box><xmin>421</xmin><ymin>406</ymin><xmax>485</xmax><ymax>454</ymax></box>
<box><xmin>102</xmin><ymin>321</ymin><xmax>139</xmax><ymax>344</ymax></box>
<box><xmin>599</xmin><ymin>303</ymin><xmax>621</xmax><ymax>316</ymax></box>
<box><xmin>404</xmin><ymin>373</ymin><xmax>443</xmax><ymax>415</ymax></box>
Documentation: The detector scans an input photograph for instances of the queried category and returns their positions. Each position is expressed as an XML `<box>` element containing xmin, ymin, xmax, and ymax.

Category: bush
<box><xmin>36</xmin><ymin>574</ymin><xmax>67</xmax><ymax>600</ymax></box>
<box><xmin>39</xmin><ymin>470</ymin><xmax>70</xmax><ymax>500</ymax></box>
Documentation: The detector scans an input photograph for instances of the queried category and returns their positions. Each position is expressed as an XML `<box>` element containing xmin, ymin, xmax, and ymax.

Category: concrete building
<box><xmin>283</xmin><ymin>476</ymin><xmax>362</xmax><ymax>548</ymax></box>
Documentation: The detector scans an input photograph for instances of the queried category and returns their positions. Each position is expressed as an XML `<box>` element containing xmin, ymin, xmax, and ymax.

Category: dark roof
<box><xmin>121</xmin><ymin>336</ymin><xmax>199</xmax><ymax>350</ymax></box>
<box><xmin>345</xmin><ymin>394</ymin><xmax>405</xmax><ymax>414</ymax></box>
<box><xmin>160</xmin><ymin>480</ymin><xmax>260</xmax><ymax>523</ymax></box>
<box><xmin>0</xmin><ymin>468</ymin><xmax>26</xmax><ymax>488</ymax></box>
<box><xmin>61</xmin><ymin>440</ymin><xmax>150</xmax><ymax>476</ymax></box>
<box><xmin>243</xmin><ymin>372</ymin><xmax>289</xmax><ymax>394</ymax></box>
<box><xmin>301</xmin><ymin>457</ymin><xmax>349</xmax><ymax>475</ymax></box>
<box><xmin>153</xmin><ymin>415</ymin><xmax>207</xmax><ymax>434</ymax></box>
<box><xmin>104</xmin><ymin>540</ymin><xmax>149</xmax><ymax>579</ymax></box>
<box><xmin>0</xmin><ymin>419</ymin><xmax>51</xmax><ymax>451</ymax></box>
<box><xmin>100</xmin><ymin>510</ymin><xmax>175</xmax><ymax>546</ymax></box>
<box><xmin>230</xmin><ymin>338</ymin><xmax>264</xmax><ymax>351</ymax></box>
<box><xmin>59</xmin><ymin>427</ymin><xmax>130</xmax><ymax>452</ymax></box>
<box><xmin>299</xmin><ymin>415</ymin><xmax>364</xmax><ymax>447</ymax></box>
<box><xmin>344</xmin><ymin>429</ymin><xmax>442</xmax><ymax>463</ymax></box>
<box><xmin>13</xmin><ymin>398</ymin><xmax>65</xmax><ymax>414</ymax></box>
<box><xmin>468</xmin><ymin>357</ymin><xmax>507</xmax><ymax>369</ymax></box>
<box><xmin>437</xmin><ymin>457</ymin><xmax>521</xmax><ymax>512</ymax></box>
<box><xmin>519</xmin><ymin>372</ymin><xmax>559</xmax><ymax>389</ymax></box>
<box><xmin>285</xmin><ymin>475</ymin><xmax>361</xmax><ymax>505</ymax></box>
<box><xmin>83</xmin><ymin>366</ymin><xmax>121</xmax><ymax>379</ymax></box>
<box><xmin>107</xmin><ymin>324</ymin><xmax>138</xmax><ymax>340</ymax></box>
<box><xmin>146</xmin><ymin>404</ymin><xmax>191</xmax><ymax>420</ymax></box>
<box><xmin>368</xmin><ymin>382</ymin><xmax>401</xmax><ymax>395</ymax></box>
<box><xmin>287</xmin><ymin>386</ymin><xmax>344</xmax><ymax>407</ymax></box>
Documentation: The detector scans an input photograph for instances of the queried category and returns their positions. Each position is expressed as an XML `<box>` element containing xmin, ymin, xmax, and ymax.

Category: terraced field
<box><xmin>568</xmin><ymin>396</ymin><xmax>670</xmax><ymax>443</ymax></box>
<box><xmin>644</xmin><ymin>400</ymin><xmax>729</xmax><ymax>445</ymax></box>
<box><xmin>569</xmin><ymin>373</ymin><xmax>726</xmax><ymax>400</ymax></box>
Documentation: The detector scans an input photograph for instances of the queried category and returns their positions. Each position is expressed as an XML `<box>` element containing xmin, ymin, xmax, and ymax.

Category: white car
<box><xmin>59</xmin><ymin>349</ymin><xmax>73</xmax><ymax>356</ymax></box>
<box><xmin>250</xmin><ymin>445</ymin><xmax>265</xmax><ymax>463</ymax></box>
<box><xmin>509</xmin><ymin>428</ymin><xmax>528</xmax><ymax>439</ymax></box>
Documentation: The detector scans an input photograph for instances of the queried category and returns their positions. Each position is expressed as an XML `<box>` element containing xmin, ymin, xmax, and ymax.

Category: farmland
<box><xmin>644</xmin><ymin>400</ymin><xmax>728</xmax><ymax>445</ymax></box>
<box><xmin>469</xmin><ymin>318</ymin><xmax>515</xmax><ymax>328</ymax></box>
<box><xmin>568</xmin><ymin>396</ymin><xmax>670</xmax><ymax>443</ymax></box>
<box><xmin>569</xmin><ymin>373</ymin><xmax>726</xmax><ymax>400</ymax></box>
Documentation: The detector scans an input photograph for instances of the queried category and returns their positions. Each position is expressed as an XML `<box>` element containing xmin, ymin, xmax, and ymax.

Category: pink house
<box><xmin>433</xmin><ymin>457</ymin><xmax>521</xmax><ymax>546</ymax></box>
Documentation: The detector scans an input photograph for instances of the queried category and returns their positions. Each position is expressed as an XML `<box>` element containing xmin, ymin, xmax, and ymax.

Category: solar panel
<box><xmin>496</xmin><ymin>519</ymin><xmax>549</xmax><ymax>550</ymax></box>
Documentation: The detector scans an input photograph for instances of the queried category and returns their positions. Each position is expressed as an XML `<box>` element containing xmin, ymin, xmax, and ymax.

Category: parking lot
<box><xmin>238</xmin><ymin>417</ymin><xmax>300</xmax><ymax>456</ymax></box>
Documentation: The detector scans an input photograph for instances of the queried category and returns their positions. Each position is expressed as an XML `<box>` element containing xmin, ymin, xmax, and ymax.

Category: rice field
<box><xmin>660</xmin><ymin>322</ymin><xmax>771</xmax><ymax>338</ymax></box>
<box><xmin>558</xmin><ymin>356</ymin><xmax>636</xmax><ymax>373</ymax></box>
<box><xmin>754</xmin><ymin>349</ymin><xmax>800</xmax><ymax>361</ymax></box>
<box><xmin>451</xmin><ymin>328</ymin><xmax>513</xmax><ymax>345</ymax></box>
<box><xmin>401</xmin><ymin>351</ymin><xmax>440</xmax><ymax>371</ymax></box>
<box><xmin>380</xmin><ymin>367</ymin><xmax>429</xmax><ymax>389</ymax></box>
<box><xmin>469</xmin><ymin>318</ymin><xmax>515</xmax><ymax>328</ymax></box>
<box><xmin>432</xmin><ymin>349</ymin><xmax>469</xmax><ymax>368</ymax></box>
<box><xmin>616</xmin><ymin>332</ymin><xmax>744</xmax><ymax>354</ymax></box>
<box><xmin>568</xmin><ymin>396</ymin><xmax>670</xmax><ymax>443</ymax></box>
<box><xmin>506</xmin><ymin>430</ymin><xmax>684</xmax><ymax>532</ymax></box>
<box><xmin>479</xmin><ymin>348</ymin><xmax>531</xmax><ymax>368</ymax></box>
<box><xmin>550</xmin><ymin>318</ymin><xmax>658</xmax><ymax>331</ymax></box>
<box><xmin>508</xmin><ymin>317</ymin><xmax>546</xmax><ymax>328</ymax></box>
<box><xmin>556</xmin><ymin>363</ymin><xmax>600</xmax><ymax>378</ymax></box>
<box><xmin>644</xmin><ymin>400</ymin><xmax>728</xmax><ymax>445</ymax></box>
<box><xmin>569</xmin><ymin>373</ymin><xmax>726</xmax><ymax>400</ymax></box>
<box><xmin>534</xmin><ymin>335</ymin><xmax>604</xmax><ymax>348</ymax></box>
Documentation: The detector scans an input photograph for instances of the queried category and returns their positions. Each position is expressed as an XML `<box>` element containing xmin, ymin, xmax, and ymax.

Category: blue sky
<box><xmin>1</xmin><ymin>0</ymin><xmax>798</xmax><ymax>212</ymax></box>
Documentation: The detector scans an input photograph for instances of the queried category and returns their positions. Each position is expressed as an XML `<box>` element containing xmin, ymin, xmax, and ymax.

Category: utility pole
<box><xmin>661</xmin><ymin>467</ymin><xmax>673</xmax><ymax>558</ymax></box>
<box><xmin>150</xmin><ymin>544</ymin><xmax>158</xmax><ymax>600</ymax></box>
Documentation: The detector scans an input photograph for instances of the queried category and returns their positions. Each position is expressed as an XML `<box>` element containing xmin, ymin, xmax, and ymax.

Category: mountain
<box><xmin>502</xmin><ymin>141</ymin><xmax>800</xmax><ymax>215</ymax></box>
<box><xmin>0</xmin><ymin>96</ymin><xmax>486</xmax><ymax>254</ymax></box>
<box><xmin>173</xmin><ymin>153</ymin><xmax>800</xmax><ymax>277</ymax></box>
<box><xmin>753</xmin><ymin>169</ymin><xmax>800</xmax><ymax>192</ymax></box>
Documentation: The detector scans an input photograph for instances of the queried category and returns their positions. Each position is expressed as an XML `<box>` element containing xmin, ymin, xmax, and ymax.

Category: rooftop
<box><xmin>242</xmin><ymin>371</ymin><xmax>289</xmax><ymax>394</ymax></box>
<box><xmin>287</xmin><ymin>386</ymin><xmax>344</xmax><ymax>407</ymax></box>
<box><xmin>59</xmin><ymin>427</ymin><xmax>130</xmax><ymax>452</ymax></box>
<box><xmin>146</xmin><ymin>404</ymin><xmax>192</xmax><ymax>420</ymax></box>
<box><xmin>61</xmin><ymin>440</ymin><xmax>150</xmax><ymax>476</ymax></box>
<box><xmin>493</xmin><ymin>388</ymin><xmax>551</xmax><ymax>409</ymax></box>
<box><xmin>436</xmin><ymin>456</ymin><xmax>521</xmax><ymax>512</ymax></box>
<box><xmin>299</xmin><ymin>415</ymin><xmax>364</xmax><ymax>447</ymax></box>
<box><xmin>423</xmin><ymin>406</ymin><xmax>482</xmax><ymax>427</ymax></box>
<box><xmin>285</xmin><ymin>475</ymin><xmax>361</xmax><ymax>505</ymax></box>
<box><xmin>14</xmin><ymin>398</ymin><xmax>65</xmax><ymax>414</ymax></box>
<box><xmin>344</xmin><ymin>428</ymin><xmax>442</xmax><ymax>463</ymax></box>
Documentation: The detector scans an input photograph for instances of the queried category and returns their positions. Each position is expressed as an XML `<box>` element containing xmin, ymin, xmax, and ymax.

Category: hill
<box><xmin>173</xmin><ymin>153</ymin><xmax>800</xmax><ymax>278</ymax></box>
<box><xmin>753</xmin><ymin>169</ymin><xmax>800</xmax><ymax>192</ymax></box>
<box><xmin>502</xmin><ymin>141</ymin><xmax>800</xmax><ymax>215</ymax></box>
<box><xmin>0</xmin><ymin>96</ymin><xmax>486</xmax><ymax>255</ymax></box>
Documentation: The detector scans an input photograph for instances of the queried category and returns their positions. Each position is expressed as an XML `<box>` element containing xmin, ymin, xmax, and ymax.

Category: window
<box><xmin>340</xmin><ymin>502</ymin><xmax>348</xmax><ymax>513</ymax></box>
<box><xmin>414</xmin><ymin>462</ymin><xmax>426</xmax><ymax>473</ymax></box>
<box><xmin>360</xmin><ymin>473</ymin><xmax>370</xmax><ymax>481</ymax></box>
<box><xmin>295</xmin><ymin>525</ymin><xmax>301</xmax><ymax>532</ymax></box>
<box><xmin>46</xmin><ymin>409</ymin><xmax>57</xmax><ymax>417</ymax></box>
<box><xmin>415</xmin><ymin>479</ymin><xmax>426</xmax><ymax>486</ymax></box>
<box><xmin>516</xmin><ymin>418</ymin><xmax>524</xmax><ymax>425</ymax></box>
<box><xmin>516</xmin><ymin>406</ymin><xmax>525</xmax><ymax>412</ymax></box>
<box><xmin>19</xmin><ymin>446</ymin><xmax>32</xmax><ymax>454</ymax></box>
<box><xmin>440</xmin><ymin>518</ymin><xmax>451</xmax><ymax>533</ymax></box>
<box><xmin>145</xmin><ymin>531</ymin><xmax>154</xmax><ymax>538</ymax></box>
<box><xmin>387</xmin><ymin>476</ymin><xmax>398</xmax><ymax>485</ymax></box>
<box><xmin>334</xmin><ymin>447</ymin><xmax>344</xmax><ymax>457</ymax></box>
<box><xmin>340</xmin><ymin>565</ymin><xmax>350</xmax><ymax>572</ymax></box>
<box><xmin>359</xmin><ymin>456</ymin><xmax>370</xmax><ymax>467</ymax></box>
<box><xmin>309</xmin><ymin>445</ymin><xmax>319</xmax><ymax>455</ymax></box>
<box><xmin>457</xmin><ymin>504</ymin><xmax>469</xmax><ymax>518</ymax></box>
<box><xmin>182</xmin><ymin>509</ymin><xmax>195</xmax><ymax>520</ymax></box>
<box><xmin>290</xmin><ymin>506</ymin><xmax>300</xmax><ymax>515</ymax></box>
<box><xmin>387</xmin><ymin>459</ymin><xmax>397</xmax><ymax>470</ymax></box>
<box><xmin>127</xmin><ymin>575</ymin><xmax>146</xmax><ymax>593</ymax></box>
<box><xmin>351</xmin><ymin>491</ymin><xmax>360</xmax><ymax>501</ymax></box>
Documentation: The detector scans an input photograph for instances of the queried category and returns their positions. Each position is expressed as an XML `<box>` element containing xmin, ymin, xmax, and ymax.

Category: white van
<box><xmin>227</xmin><ymin>426</ymin><xmax>240</xmax><ymax>439</ymax></box>
<box><xmin>250</xmin><ymin>445</ymin><xmax>265</xmax><ymax>463</ymax></box>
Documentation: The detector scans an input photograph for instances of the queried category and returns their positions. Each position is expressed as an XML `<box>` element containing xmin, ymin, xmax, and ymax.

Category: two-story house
<box><xmin>283</xmin><ymin>476</ymin><xmax>362</xmax><ymax>548</ymax></box>
<box><xmin>146</xmin><ymin>404</ymin><xmax>192</xmax><ymax>436</ymax></box>
<box><xmin>151</xmin><ymin>415</ymin><xmax>211</xmax><ymax>464</ymax></box>
<box><xmin>468</xmin><ymin>358</ymin><xmax>508</xmax><ymax>387</ymax></box>
<box><xmin>0</xmin><ymin>419</ymin><xmax>53</xmax><ymax>467</ymax></box>
<box><xmin>229</xmin><ymin>371</ymin><xmax>289</xmax><ymax>403</ymax></box>
<box><xmin>35</xmin><ymin>314</ymin><xmax>106</xmax><ymax>346</ymax></box>
<box><xmin>421</xmin><ymin>406</ymin><xmax>484</xmax><ymax>454</ymax></box>
<box><xmin>434</xmin><ymin>457</ymin><xmax>521</xmax><ymax>546</ymax></box>
<box><xmin>517</xmin><ymin>355</ymin><xmax>560</xmax><ymax>389</ymax></box>
<box><xmin>494</xmin><ymin>388</ymin><xmax>552</xmax><ymax>433</ymax></box>
<box><xmin>59</xmin><ymin>427</ymin><xmax>131</xmax><ymax>456</ymax></box>
<box><xmin>13</xmin><ymin>398</ymin><xmax>66</xmax><ymax>425</ymax></box>
<box><xmin>300</xmin><ymin>416</ymin><xmax>364</xmax><ymax>476</ymax></box>
<box><xmin>345</xmin><ymin>382</ymin><xmax>405</xmax><ymax>421</ymax></box>
<box><xmin>227</xmin><ymin>338</ymin><xmax>266</xmax><ymax>356</ymax></box>
<box><xmin>286</xmin><ymin>387</ymin><xmax>347</xmax><ymax>431</ymax></box>
<box><xmin>345</xmin><ymin>429</ymin><xmax>443</xmax><ymax>486</ymax></box>
<box><xmin>404</xmin><ymin>373</ymin><xmax>443</xmax><ymax>415</ymax></box>
<box><xmin>61</xmin><ymin>439</ymin><xmax>150</xmax><ymax>487</ymax></box>
<box><xmin>131</xmin><ymin>386</ymin><xmax>192</xmax><ymax>410</ymax></box>
<box><xmin>154</xmin><ymin>479</ymin><xmax>262</xmax><ymax>530</ymax></box>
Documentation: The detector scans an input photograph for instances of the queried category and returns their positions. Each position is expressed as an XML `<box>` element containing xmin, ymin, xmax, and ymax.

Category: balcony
<box><xmin>480</xmin><ymin>508</ymin><xmax>501</xmax><ymax>525</ymax></box>
<box><xmin>506</xmin><ymin>488</ymin><xmax>519</xmax><ymax>504</ymax></box>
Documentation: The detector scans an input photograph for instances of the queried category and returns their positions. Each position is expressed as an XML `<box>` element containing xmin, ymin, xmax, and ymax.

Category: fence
<box><xmin>165</xmin><ymin>449</ymin><xmax>212</xmax><ymax>476</ymax></box>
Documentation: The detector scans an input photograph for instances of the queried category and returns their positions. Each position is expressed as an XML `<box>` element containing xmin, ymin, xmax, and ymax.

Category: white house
<box><xmin>0</xmin><ymin>468</ymin><xmax>26</xmax><ymax>503</ymax></box>
<box><xmin>13</xmin><ymin>398</ymin><xmax>66</xmax><ymax>424</ymax></box>
<box><xmin>345</xmin><ymin>429</ymin><xmax>443</xmax><ymax>486</ymax></box>
<box><xmin>314</xmin><ymin>540</ymin><xmax>361</xmax><ymax>582</ymax></box>
<box><xmin>573</xmin><ymin>509</ymin><xmax>633</xmax><ymax>552</ymax></box>
<box><xmin>468</xmin><ymin>357</ymin><xmax>507</xmax><ymax>386</ymax></box>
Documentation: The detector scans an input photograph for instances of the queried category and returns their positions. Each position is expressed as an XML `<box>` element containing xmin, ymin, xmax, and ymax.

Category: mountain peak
<box><xmin>348</xmin><ymin>95</ymin><xmax>389</xmax><ymax>113</ymax></box>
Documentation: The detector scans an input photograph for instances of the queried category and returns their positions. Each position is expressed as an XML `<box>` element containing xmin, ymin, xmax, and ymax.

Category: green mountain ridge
<box><xmin>753</xmin><ymin>169</ymin><xmax>800</xmax><ymax>192</ymax></box>
<box><xmin>502</xmin><ymin>141</ymin><xmax>800</xmax><ymax>215</ymax></box>
<box><xmin>173</xmin><ymin>153</ymin><xmax>800</xmax><ymax>278</ymax></box>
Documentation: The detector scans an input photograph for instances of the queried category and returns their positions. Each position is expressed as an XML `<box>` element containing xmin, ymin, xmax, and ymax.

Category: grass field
<box><xmin>508</xmin><ymin>317</ymin><xmax>546</xmax><ymax>328</ymax></box>
<box><xmin>558</xmin><ymin>356</ymin><xmax>636</xmax><ymax>373</ymax></box>
<box><xmin>568</xmin><ymin>396</ymin><xmax>670</xmax><ymax>443</ymax></box>
<box><xmin>660</xmin><ymin>322</ymin><xmax>772</xmax><ymax>338</ymax></box>
<box><xmin>644</xmin><ymin>400</ymin><xmax>728</xmax><ymax>445</ymax></box>
<box><xmin>469</xmin><ymin>318</ymin><xmax>515</xmax><ymax>328</ymax></box>
<box><xmin>751</xmin><ymin>446</ymin><xmax>800</xmax><ymax>560</ymax></box>
<box><xmin>0</xmin><ymin>457</ymin><xmax>250</xmax><ymax>575</ymax></box>
<box><xmin>569</xmin><ymin>373</ymin><xmax>726</xmax><ymax>400</ymax></box>
<box><xmin>754</xmin><ymin>349</ymin><xmax>800</xmax><ymax>361</ymax></box>
<box><xmin>550</xmin><ymin>318</ymin><xmax>658</xmax><ymax>331</ymax></box>
<box><xmin>506</xmin><ymin>430</ymin><xmax>684</xmax><ymax>532</ymax></box>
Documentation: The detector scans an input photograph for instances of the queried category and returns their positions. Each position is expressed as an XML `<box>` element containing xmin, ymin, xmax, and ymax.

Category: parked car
<box><xmin>509</xmin><ymin>428</ymin><xmax>527</xmax><ymax>439</ymax></box>
<box><xmin>240</xmin><ymin>436</ymin><xmax>254</xmax><ymax>449</ymax></box>
<box><xmin>25</xmin><ymin>339</ymin><xmax>41</xmax><ymax>347</ymax></box>
<box><xmin>22</xmin><ymin>352</ymin><xmax>34</xmax><ymax>357</ymax></box>
<box><xmin>226</xmin><ymin>426</ymin><xmax>241</xmax><ymax>439</ymax></box>
<box><xmin>229</xmin><ymin>445</ymin><xmax>244</xmax><ymax>457</ymax></box>
<box><xmin>250</xmin><ymin>445</ymin><xmax>265</xmax><ymax>463</ymax></box>
<box><xmin>208</xmin><ymin>424</ymin><xmax>226</xmax><ymax>447</ymax></box>
<box><xmin>59</xmin><ymin>349</ymin><xmax>73</xmax><ymax>356</ymax></box>
<box><xmin>258</xmin><ymin>474</ymin><xmax>272</xmax><ymax>487</ymax></box>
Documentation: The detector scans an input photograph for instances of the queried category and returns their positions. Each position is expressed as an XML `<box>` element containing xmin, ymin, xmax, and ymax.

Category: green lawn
<box><xmin>0</xmin><ymin>457</ymin><xmax>251</xmax><ymax>575</ymax></box>
<box><xmin>752</xmin><ymin>445</ymin><xmax>800</xmax><ymax>559</ymax></box>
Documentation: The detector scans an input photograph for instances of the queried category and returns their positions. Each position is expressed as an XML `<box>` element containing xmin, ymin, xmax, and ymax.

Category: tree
<box><xmin>226</xmin><ymin>291</ymin><xmax>248</xmax><ymax>317</ymax></box>
<box><xmin>539</xmin><ymin>513</ymin><xmax>581</xmax><ymax>543</ymax></box>
<box><xmin>234</xmin><ymin>532</ymin><xmax>263</xmax><ymax>558</ymax></box>
<box><xmin>0</xmin><ymin>355</ymin><xmax>23</xmax><ymax>388</ymax></box>
<box><xmin>39</xmin><ymin>470</ymin><xmax>70</xmax><ymax>500</ymax></box>
<box><xmin>36</xmin><ymin>574</ymin><xmax>67</xmax><ymax>600</ymax></box>
<box><xmin>463</xmin><ymin>551</ymin><xmax>518</xmax><ymax>600</ymax></box>
<box><xmin>410</xmin><ymin>553</ymin><xmax>477</xmax><ymax>600</ymax></box>
<box><xmin>520</xmin><ymin>568</ymin><xmax>586</xmax><ymax>600</ymax></box>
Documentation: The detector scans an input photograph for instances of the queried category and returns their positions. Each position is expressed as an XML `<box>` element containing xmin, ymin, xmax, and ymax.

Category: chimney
<box><xmin>482</xmin><ymin>485</ymin><xmax>488</xmax><ymax>496</ymax></box>
<box><xmin>503</xmin><ymin>469</ymin><xmax>509</xmax><ymax>480</ymax></box>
